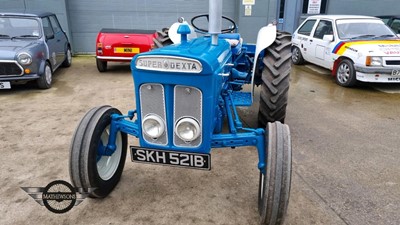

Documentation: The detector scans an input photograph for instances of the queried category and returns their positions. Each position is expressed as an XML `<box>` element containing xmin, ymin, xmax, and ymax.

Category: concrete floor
<box><xmin>0</xmin><ymin>56</ymin><xmax>399</xmax><ymax>224</ymax></box>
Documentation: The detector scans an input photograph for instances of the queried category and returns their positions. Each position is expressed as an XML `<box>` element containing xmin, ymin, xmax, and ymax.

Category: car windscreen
<box><xmin>0</xmin><ymin>17</ymin><xmax>41</xmax><ymax>38</ymax></box>
<box><xmin>336</xmin><ymin>19</ymin><xmax>396</xmax><ymax>40</ymax></box>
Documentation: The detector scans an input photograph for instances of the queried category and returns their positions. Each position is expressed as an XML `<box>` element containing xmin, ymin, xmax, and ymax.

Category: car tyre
<box><xmin>37</xmin><ymin>62</ymin><xmax>52</xmax><ymax>89</ymax></box>
<box><xmin>69</xmin><ymin>105</ymin><xmax>127</xmax><ymax>198</ymax></box>
<box><xmin>336</xmin><ymin>59</ymin><xmax>357</xmax><ymax>87</ymax></box>
<box><xmin>96</xmin><ymin>58</ymin><xmax>108</xmax><ymax>72</ymax></box>
<box><xmin>62</xmin><ymin>46</ymin><xmax>72</xmax><ymax>67</ymax></box>
<box><xmin>258</xmin><ymin>31</ymin><xmax>291</xmax><ymax>127</ymax></box>
<box><xmin>291</xmin><ymin>46</ymin><xmax>304</xmax><ymax>65</ymax></box>
<box><xmin>258</xmin><ymin>122</ymin><xmax>292</xmax><ymax>225</ymax></box>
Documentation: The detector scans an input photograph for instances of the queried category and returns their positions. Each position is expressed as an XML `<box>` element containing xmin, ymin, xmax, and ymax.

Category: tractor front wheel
<box><xmin>69</xmin><ymin>105</ymin><xmax>127</xmax><ymax>198</ymax></box>
<box><xmin>258</xmin><ymin>31</ymin><xmax>292</xmax><ymax>127</ymax></box>
<box><xmin>258</xmin><ymin>121</ymin><xmax>292</xmax><ymax>225</ymax></box>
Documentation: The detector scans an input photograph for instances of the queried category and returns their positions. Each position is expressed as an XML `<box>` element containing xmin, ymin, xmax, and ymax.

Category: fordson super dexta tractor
<box><xmin>69</xmin><ymin>0</ymin><xmax>292</xmax><ymax>224</ymax></box>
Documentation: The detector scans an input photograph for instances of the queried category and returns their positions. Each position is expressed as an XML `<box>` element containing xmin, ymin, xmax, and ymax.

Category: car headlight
<box><xmin>17</xmin><ymin>52</ymin><xmax>32</xmax><ymax>65</ymax></box>
<box><xmin>142</xmin><ymin>114</ymin><xmax>165</xmax><ymax>139</ymax></box>
<box><xmin>366</xmin><ymin>56</ymin><xmax>382</xmax><ymax>66</ymax></box>
<box><xmin>175</xmin><ymin>117</ymin><xmax>200</xmax><ymax>142</ymax></box>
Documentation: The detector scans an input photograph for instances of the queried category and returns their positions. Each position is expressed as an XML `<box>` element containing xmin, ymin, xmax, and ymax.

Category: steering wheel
<box><xmin>190</xmin><ymin>14</ymin><xmax>237</xmax><ymax>34</ymax></box>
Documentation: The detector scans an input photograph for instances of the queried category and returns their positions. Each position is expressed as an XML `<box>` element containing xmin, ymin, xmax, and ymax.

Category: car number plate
<box><xmin>391</xmin><ymin>69</ymin><xmax>400</xmax><ymax>76</ymax></box>
<box><xmin>130</xmin><ymin>147</ymin><xmax>211</xmax><ymax>170</ymax></box>
<box><xmin>0</xmin><ymin>82</ymin><xmax>11</xmax><ymax>89</ymax></box>
<box><xmin>114</xmin><ymin>47</ymin><xmax>140</xmax><ymax>54</ymax></box>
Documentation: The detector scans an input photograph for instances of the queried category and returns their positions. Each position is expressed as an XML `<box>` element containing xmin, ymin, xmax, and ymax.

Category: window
<box><xmin>390</xmin><ymin>19</ymin><xmax>400</xmax><ymax>33</ymax></box>
<box><xmin>313</xmin><ymin>20</ymin><xmax>333</xmax><ymax>39</ymax></box>
<box><xmin>0</xmin><ymin>18</ymin><xmax>40</xmax><ymax>37</ymax></box>
<box><xmin>298</xmin><ymin>19</ymin><xmax>316</xmax><ymax>36</ymax></box>
<box><xmin>41</xmin><ymin>17</ymin><xmax>54</xmax><ymax>38</ymax></box>
<box><xmin>380</xmin><ymin>18</ymin><xmax>390</xmax><ymax>24</ymax></box>
<box><xmin>279</xmin><ymin>0</ymin><xmax>286</xmax><ymax>19</ymax></box>
<box><xmin>49</xmin><ymin>15</ymin><xmax>61</xmax><ymax>33</ymax></box>
<box><xmin>302</xmin><ymin>0</ymin><xmax>328</xmax><ymax>14</ymax></box>
<box><xmin>336</xmin><ymin>19</ymin><xmax>394</xmax><ymax>40</ymax></box>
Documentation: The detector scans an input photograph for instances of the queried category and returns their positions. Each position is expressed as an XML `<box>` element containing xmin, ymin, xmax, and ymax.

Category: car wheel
<box><xmin>258</xmin><ymin>31</ymin><xmax>291</xmax><ymax>127</ymax></box>
<box><xmin>336</xmin><ymin>59</ymin><xmax>357</xmax><ymax>87</ymax></box>
<box><xmin>96</xmin><ymin>58</ymin><xmax>107</xmax><ymax>72</ymax></box>
<box><xmin>62</xmin><ymin>47</ymin><xmax>72</xmax><ymax>67</ymax></box>
<box><xmin>291</xmin><ymin>46</ymin><xmax>304</xmax><ymax>65</ymax></box>
<box><xmin>258</xmin><ymin>122</ymin><xmax>291</xmax><ymax>225</ymax></box>
<box><xmin>69</xmin><ymin>105</ymin><xmax>127</xmax><ymax>198</ymax></box>
<box><xmin>37</xmin><ymin>62</ymin><xmax>52</xmax><ymax>89</ymax></box>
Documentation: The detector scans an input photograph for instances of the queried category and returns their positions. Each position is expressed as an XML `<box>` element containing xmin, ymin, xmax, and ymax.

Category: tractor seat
<box><xmin>219</xmin><ymin>33</ymin><xmax>242</xmax><ymax>55</ymax></box>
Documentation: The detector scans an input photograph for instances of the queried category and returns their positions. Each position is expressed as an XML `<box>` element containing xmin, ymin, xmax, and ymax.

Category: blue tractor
<box><xmin>69</xmin><ymin>1</ymin><xmax>292</xmax><ymax>224</ymax></box>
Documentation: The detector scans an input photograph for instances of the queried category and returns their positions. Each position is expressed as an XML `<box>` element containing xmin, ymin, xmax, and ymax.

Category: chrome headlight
<box><xmin>142</xmin><ymin>114</ymin><xmax>165</xmax><ymax>139</ymax></box>
<box><xmin>366</xmin><ymin>56</ymin><xmax>382</xmax><ymax>66</ymax></box>
<box><xmin>175</xmin><ymin>117</ymin><xmax>200</xmax><ymax>142</ymax></box>
<box><xmin>17</xmin><ymin>52</ymin><xmax>32</xmax><ymax>65</ymax></box>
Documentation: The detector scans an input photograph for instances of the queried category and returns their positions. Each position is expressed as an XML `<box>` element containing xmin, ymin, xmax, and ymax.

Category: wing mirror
<box><xmin>323</xmin><ymin>34</ymin><xmax>334</xmax><ymax>42</ymax></box>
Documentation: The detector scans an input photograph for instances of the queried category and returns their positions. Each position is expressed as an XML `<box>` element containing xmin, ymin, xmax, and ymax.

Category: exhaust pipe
<box><xmin>209</xmin><ymin>0</ymin><xmax>222</xmax><ymax>45</ymax></box>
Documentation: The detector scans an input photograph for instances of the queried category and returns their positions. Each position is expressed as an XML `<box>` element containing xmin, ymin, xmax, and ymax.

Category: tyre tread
<box><xmin>258</xmin><ymin>31</ymin><xmax>292</xmax><ymax>126</ymax></box>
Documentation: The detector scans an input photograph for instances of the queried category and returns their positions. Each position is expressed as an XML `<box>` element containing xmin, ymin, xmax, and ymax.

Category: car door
<box><xmin>41</xmin><ymin>16</ymin><xmax>58</xmax><ymax>68</ymax></box>
<box><xmin>49</xmin><ymin>15</ymin><xmax>67</xmax><ymax>64</ymax></box>
<box><xmin>294</xmin><ymin>19</ymin><xmax>317</xmax><ymax>62</ymax></box>
<box><xmin>309</xmin><ymin>19</ymin><xmax>335</xmax><ymax>69</ymax></box>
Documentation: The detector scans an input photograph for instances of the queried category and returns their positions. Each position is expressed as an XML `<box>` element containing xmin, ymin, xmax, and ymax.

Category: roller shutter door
<box><xmin>67</xmin><ymin>0</ymin><xmax>236</xmax><ymax>54</ymax></box>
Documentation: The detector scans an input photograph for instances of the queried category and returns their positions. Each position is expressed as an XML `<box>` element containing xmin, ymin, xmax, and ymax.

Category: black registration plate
<box><xmin>130</xmin><ymin>147</ymin><xmax>211</xmax><ymax>170</ymax></box>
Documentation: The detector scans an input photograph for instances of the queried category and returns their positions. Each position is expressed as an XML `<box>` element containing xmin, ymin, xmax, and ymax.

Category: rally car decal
<box><xmin>332</xmin><ymin>40</ymin><xmax>400</xmax><ymax>55</ymax></box>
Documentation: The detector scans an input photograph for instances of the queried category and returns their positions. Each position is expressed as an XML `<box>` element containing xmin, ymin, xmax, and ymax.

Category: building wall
<box><xmin>326</xmin><ymin>0</ymin><xmax>400</xmax><ymax>16</ymax></box>
<box><xmin>297</xmin><ymin>0</ymin><xmax>400</xmax><ymax>32</ymax></box>
<box><xmin>2</xmin><ymin>0</ymin><xmax>400</xmax><ymax>53</ymax></box>
<box><xmin>66</xmin><ymin>0</ymin><xmax>237</xmax><ymax>53</ymax></box>
<box><xmin>238</xmin><ymin>0</ymin><xmax>277</xmax><ymax>43</ymax></box>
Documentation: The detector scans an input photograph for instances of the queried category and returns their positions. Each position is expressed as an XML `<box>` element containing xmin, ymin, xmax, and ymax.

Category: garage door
<box><xmin>67</xmin><ymin>0</ymin><xmax>236</xmax><ymax>54</ymax></box>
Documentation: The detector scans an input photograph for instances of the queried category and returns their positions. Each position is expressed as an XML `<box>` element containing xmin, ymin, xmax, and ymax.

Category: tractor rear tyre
<box><xmin>69</xmin><ymin>105</ymin><xmax>127</xmax><ymax>198</ymax></box>
<box><xmin>258</xmin><ymin>122</ymin><xmax>292</xmax><ymax>225</ymax></box>
<box><xmin>153</xmin><ymin>28</ymin><xmax>173</xmax><ymax>48</ymax></box>
<box><xmin>258</xmin><ymin>31</ymin><xmax>292</xmax><ymax>127</ymax></box>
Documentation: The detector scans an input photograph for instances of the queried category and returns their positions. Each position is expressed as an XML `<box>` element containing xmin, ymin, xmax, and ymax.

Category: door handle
<box><xmin>310</xmin><ymin>39</ymin><xmax>313</xmax><ymax>42</ymax></box>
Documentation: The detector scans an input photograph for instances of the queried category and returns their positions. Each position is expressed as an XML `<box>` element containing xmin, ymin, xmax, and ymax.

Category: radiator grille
<box><xmin>139</xmin><ymin>83</ymin><xmax>168</xmax><ymax>145</ymax></box>
<box><xmin>0</xmin><ymin>61</ymin><xmax>23</xmax><ymax>76</ymax></box>
<box><xmin>173</xmin><ymin>85</ymin><xmax>202</xmax><ymax>147</ymax></box>
<box><xmin>385</xmin><ymin>60</ymin><xmax>400</xmax><ymax>66</ymax></box>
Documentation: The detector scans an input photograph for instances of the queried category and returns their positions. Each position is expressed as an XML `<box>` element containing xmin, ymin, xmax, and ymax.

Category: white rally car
<box><xmin>292</xmin><ymin>15</ymin><xmax>400</xmax><ymax>87</ymax></box>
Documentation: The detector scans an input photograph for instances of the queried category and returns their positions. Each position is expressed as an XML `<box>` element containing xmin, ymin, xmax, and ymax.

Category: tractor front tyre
<box><xmin>258</xmin><ymin>31</ymin><xmax>292</xmax><ymax>127</ymax></box>
<box><xmin>258</xmin><ymin>122</ymin><xmax>292</xmax><ymax>225</ymax></box>
<box><xmin>69</xmin><ymin>105</ymin><xmax>127</xmax><ymax>198</ymax></box>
